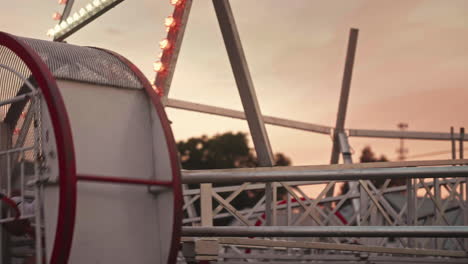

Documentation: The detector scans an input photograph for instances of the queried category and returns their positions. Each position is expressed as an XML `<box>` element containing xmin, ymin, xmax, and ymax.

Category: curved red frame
<box><xmin>100</xmin><ymin>49</ymin><xmax>183</xmax><ymax>264</ymax></box>
<box><xmin>0</xmin><ymin>32</ymin><xmax>77</xmax><ymax>264</ymax></box>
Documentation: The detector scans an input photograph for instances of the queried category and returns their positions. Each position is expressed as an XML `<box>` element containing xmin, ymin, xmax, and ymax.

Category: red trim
<box><xmin>77</xmin><ymin>174</ymin><xmax>172</xmax><ymax>187</ymax></box>
<box><xmin>155</xmin><ymin>0</ymin><xmax>191</xmax><ymax>95</ymax></box>
<box><xmin>1</xmin><ymin>196</ymin><xmax>21</xmax><ymax>220</ymax></box>
<box><xmin>0</xmin><ymin>32</ymin><xmax>77</xmax><ymax>264</ymax></box>
<box><xmin>100</xmin><ymin>49</ymin><xmax>183</xmax><ymax>264</ymax></box>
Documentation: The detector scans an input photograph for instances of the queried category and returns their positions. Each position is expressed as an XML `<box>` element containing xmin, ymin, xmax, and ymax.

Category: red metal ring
<box><xmin>0</xmin><ymin>32</ymin><xmax>77</xmax><ymax>264</ymax></box>
<box><xmin>1</xmin><ymin>195</ymin><xmax>21</xmax><ymax>220</ymax></box>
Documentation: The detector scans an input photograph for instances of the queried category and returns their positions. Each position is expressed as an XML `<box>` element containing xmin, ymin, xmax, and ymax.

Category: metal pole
<box><xmin>338</xmin><ymin>133</ymin><xmax>363</xmax><ymax>225</ymax></box>
<box><xmin>53</xmin><ymin>0</ymin><xmax>126</xmax><ymax>42</ymax></box>
<box><xmin>0</xmin><ymin>122</ymin><xmax>11</xmax><ymax>264</ymax></box>
<box><xmin>213</xmin><ymin>0</ymin><xmax>276</xmax><ymax>225</ymax></box>
<box><xmin>57</xmin><ymin>0</ymin><xmax>75</xmax><ymax>27</ymax></box>
<box><xmin>182</xmin><ymin>226</ymin><xmax>468</xmax><ymax>238</ymax></box>
<box><xmin>328</xmin><ymin>28</ymin><xmax>359</xmax><ymax>202</ymax></box>
<box><xmin>406</xmin><ymin>177</ymin><xmax>416</xmax><ymax>248</ymax></box>
<box><xmin>201</xmin><ymin>183</ymin><xmax>213</xmax><ymax>227</ymax></box>
<box><xmin>182</xmin><ymin>166</ymin><xmax>468</xmax><ymax>185</ymax></box>
<box><xmin>452</xmin><ymin>127</ymin><xmax>457</xmax><ymax>160</ymax></box>
<box><xmin>330</xmin><ymin>28</ymin><xmax>359</xmax><ymax>165</ymax></box>
<box><xmin>461</xmin><ymin>127</ymin><xmax>468</xmax><ymax>250</ymax></box>
<box><xmin>460</xmin><ymin>128</ymin><xmax>465</xmax><ymax>160</ymax></box>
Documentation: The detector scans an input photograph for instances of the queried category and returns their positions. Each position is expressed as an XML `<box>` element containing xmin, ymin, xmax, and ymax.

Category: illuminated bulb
<box><xmin>86</xmin><ymin>4</ymin><xmax>94</xmax><ymax>12</ymax></box>
<box><xmin>164</xmin><ymin>16</ymin><xmax>175</xmax><ymax>28</ymax></box>
<box><xmin>58</xmin><ymin>0</ymin><xmax>67</xmax><ymax>4</ymax></box>
<box><xmin>60</xmin><ymin>21</ymin><xmax>68</xmax><ymax>30</ymax></box>
<box><xmin>158</xmin><ymin>52</ymin><xmax>163</xmax><ymax>58</ymax></box>
<box><xmin>73</xmin><ymin>13</ymin><xmax>80</xmax><ymax>21</ymax></box>
<box><xmin>170</xmin><ymin>0</ymin><xmax>182</xmax><ymax>6</ymax></box>
<box><xmin>159</xmin><ymin>39</ymin><xmax>170</xmax><ymax>50</ymax></box>
<box><xmin>79</xmin><ymin>8</ymin><xmax>87</xmax><ymax>16</ymax></box>
<box><xmin>67</xmin><ymin>17</ymin><xmax>74</xmax><ymax>24</ymax></box>
<box><xmin>93</xmin><ymin>0</ymin><xmax>101</xmax><ymax>7</ymax></box>
<box><xmin>47</xmin><ymin>29</ymin><xmax>55</xmax><ymax>37</ymax></box>
<box><xmin>52</xmin><ymin>12</ymin><xmax>62</xmax><ymax>20</ymax></box>
<box><xmin>150</xmin><ymin>80</ymin><xmax>158</xmax><ymax>90</ymax></box>
<box><xmin>153</xmin><ymin>61</ymin><xmax>164</xmax><ymax>72</ymax></box>
<box><xmin>54</xmin><ymin>25</ymin><xmax>61</xmax><ymax>32</ymax></box>
<box><xmin>155</xmin><ymin>86</ymin><xmax>162</xmax><ymax>96</ymax></box>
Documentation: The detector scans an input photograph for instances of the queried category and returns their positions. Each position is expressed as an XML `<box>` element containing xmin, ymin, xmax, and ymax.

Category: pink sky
<box><xmin>2</xmin><ymin>0</ymin><xmax>467</xmax><ymax>166</ymax></box>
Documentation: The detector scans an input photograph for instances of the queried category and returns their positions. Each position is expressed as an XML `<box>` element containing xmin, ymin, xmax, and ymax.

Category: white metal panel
<box><xmin>149</xmin><ymin>104</ymin><xmax>175</xmax><ymax>264</ymax></box>
<box><xmin>44</xmin><ymin>80</ymin><xmax>174</xmax><ymax>264</ymax></box>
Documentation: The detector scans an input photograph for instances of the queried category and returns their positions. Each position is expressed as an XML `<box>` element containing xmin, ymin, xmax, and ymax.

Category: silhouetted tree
<box><xmin>360</xmin><ymin>146</ymin><xmax>388</xmax><ymax>163</ymax></box>
<box><xmin>177</xmin><ymin>132</ymin><xmax>292</xmax><ymax>225</ymax></box>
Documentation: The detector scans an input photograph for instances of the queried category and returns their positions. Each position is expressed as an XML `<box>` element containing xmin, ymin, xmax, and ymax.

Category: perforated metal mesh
<box><xmin>0</xmin><ymin>44</ymin><xmax>36</xmax><ymax>161</ymax></box>
<box><xmin>0</xmin><ymin>45</ymin><xmax>33</xmax><ymax>124</ymax></box>
<box><xmin>18</xmin><ymin>37</ymin><xmax>143</xmax><ymax>90</ymax></box>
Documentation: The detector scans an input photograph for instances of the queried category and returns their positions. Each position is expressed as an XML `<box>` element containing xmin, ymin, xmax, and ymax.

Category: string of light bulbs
<box><xmin>47</xmin><ymin>0</ymin><xmax>189</xmax><ymax>96</ymax></box>
<box><xmin>151</xmin><ymin>0</ymin><xmax>186</xmax><ymax>96</ymax></box>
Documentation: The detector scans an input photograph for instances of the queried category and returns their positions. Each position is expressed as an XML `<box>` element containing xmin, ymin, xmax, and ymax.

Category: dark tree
<box><xmin>360</xmin><ymin>146</ymin><xmax>388</xmax><ymax>163</ymax></box>
<box><xmin>177</xmin><ymin>132</ymin><xmax>292</xmax><ymax>225</ymax></box>
<box><xmin>178</xmin><ymin>132</ymin><xmax>291</xmax><ymax>169</ymax></box>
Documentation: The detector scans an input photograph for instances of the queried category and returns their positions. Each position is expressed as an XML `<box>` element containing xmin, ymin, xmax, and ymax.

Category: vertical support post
<box><xmin>460</xmin><ymin>127</ymin><xmax>465</xmax><ymax>160</ymax></box>
<box><xmin>286</xmin><ymin>192</ymin><xmax>291</xmax><ymax>226</ymax></box>
<box><xmin>213</xmin><ymin>0</ymin><xmax>276</xmax><ymax>225</ymax></box>
<box><xmin>460</xmin><ymin>127</ymin><xmax>468</xmax><ymax>250</ymax></box>
<box><xmin>183</xmin><ymin>184</ymin><xmax>198</xmax><ymax>225</ymax></box>
<box><xmin>338</xmin><ymin>132</ymin><xmax>353</xmax><ymax>164</ymax></box>
<box><xmin>200</xmin><ymin>183</ymin><xmax>213</xmax><ymax>227</ymax></box>
<box><xmin>0</xmin><ymin>122</ymin><xmax>10</xmax><ymax>192</ymax></box>
<box><xmin>407</xmin><ymin>178</ymin><xmax>416</xmax><ymax>248</ymax></box>
<box><xmin>451</xmin><ymin>127</ymin><xmax>457</xmax><ymax>160</ymax></box>
<box><xmin>338</xmin><ymin>132</ymin><xmax>362</xmax><ymax>225</ymax></box>
<box><xmin>327</xmin><ymin>28</ymin><xmax>359</xmax><ymax>203</ymax></box>
<box><xmin>0</xmin><ymin>122</ymin><xmax>10</xmax><ymax>264</ymax></box>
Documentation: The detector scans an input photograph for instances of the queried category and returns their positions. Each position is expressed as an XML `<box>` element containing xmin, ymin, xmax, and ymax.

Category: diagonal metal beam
<box><xmin>212</xmin><ymin>182</ymin><xmax>250</xmax><ymax>216</ymax></box>
<box><xmin>330</xmin><ymin>28</ymin><xmax>359</xmax><ymax>165</ymax></box>
<box><xmin>327</xmin><ymin>28</ymin><xmax>359</xmax><ymax>202</ymax></box>
<box><xmin>212</xmin><ymin>190</ymin><xmax>251</xmax><ymax>226</ymax></box>
<box><xmin>58</xmin><ymin>0</ymin><xmax>76</xmax><ymax>24</ymax></box>
<box><xmin>53</xmin><ymin>0</ymin><xmax>126</xmax><ymax>42</ymax></box>
<box><xmin>212</xmin><ymin>0</ymin><xmax>276</xmax><ymax>226</ymax></box>
<box><xmin>156</xmin><ymin>0</ymin><xmax>193</xmax><ymax>97</ymax></box>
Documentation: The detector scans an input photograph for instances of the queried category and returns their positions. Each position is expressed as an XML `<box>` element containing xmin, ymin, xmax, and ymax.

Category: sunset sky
<box><xmin>2</xmin><ymin>0</ymin><xmax>467</xmax><ymax>166</ymax></box>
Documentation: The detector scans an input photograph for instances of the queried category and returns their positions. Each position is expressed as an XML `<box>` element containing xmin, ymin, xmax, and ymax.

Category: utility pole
<box><xmin>397</xmin><ymin>123</ymin><xmax>409</xmax><ymax>160</ymax></box>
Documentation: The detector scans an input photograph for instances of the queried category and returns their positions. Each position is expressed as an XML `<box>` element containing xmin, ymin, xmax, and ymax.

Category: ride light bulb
<box><xmin>52</xmin><ymin>12</ymin><xmax>62</xmax><ymax>20</ymax></box>
<box><xmin>165</xmin><ymin>16</ymin><xmax>175</xmax><ymax>28</ymax></box>
<box><xmin>153</xmin><ymin>61</ymin><xmax>164</xmax><ymax>72</ymax></box>
<box><xmin>170</xmin><ymin>0</ymin><xmax>182</xmax><ymax>6</ymax></box>
<box><xmin>159</xmin><ymin>39</ymin><xmax>170</xmax><ymax>50</ymax></box>
<box><xmin>58</xmin><ymin>0</ymin><xmax>67</xmax><ymax>4</ymax></box>
<box><xmin>47</xmin><ymin>29</ymin><xmax>55</xmax><ymax>37</ymax></box>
